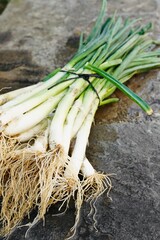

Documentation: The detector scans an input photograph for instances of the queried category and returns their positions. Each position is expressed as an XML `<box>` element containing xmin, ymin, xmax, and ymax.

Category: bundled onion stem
<box><xmin>0</xmin><ymin>0</ymin><xmax>160</xmax><ymax>237</ymax></box>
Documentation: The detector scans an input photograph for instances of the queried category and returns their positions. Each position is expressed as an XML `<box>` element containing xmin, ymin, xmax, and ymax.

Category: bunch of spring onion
<box><xmin>0</xmin><ymin>0</ymin><xmax>160</xmax><ymax>237</ymax></box>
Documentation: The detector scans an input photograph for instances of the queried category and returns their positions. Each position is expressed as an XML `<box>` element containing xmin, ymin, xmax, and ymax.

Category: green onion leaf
<box><xmin>86</xmin><ymin>64</ymin><xmax>153</xmax><ymax>115</ymax></box>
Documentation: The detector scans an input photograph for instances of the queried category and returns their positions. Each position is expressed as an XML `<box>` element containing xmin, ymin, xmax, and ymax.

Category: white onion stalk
<box><xmin>0</xmin><ymin>67</ymin><xmax>69</xmax><ymax>110</ymax></box>
<box><xmin>72</xmin><ymin>78</ymin><xmax>106</xmax><ymax>138</ymax></box>
<box><xmin>0</xmin><ymin>84</ymin><xmax>40</xmax><ymax>106</ymax></box>
<box><xmin>64</xmin><ymin>99</ymin><xmax>98</xmax><ymax>179</ymax></box>
<box><xmin>49</xmin><ymin>70</ymin><xmax>95</xmax><ymax>149</ymax></box>
<box><xmin>28</xmin><ymin>119</ymin><xmax>51</xmax><ymax>153</ymax></box>
<box><xmin>16</xmin><ymin>118</ymin><xmax>48</xmax><ymax>142</ymax></box>
<box><xmin>81</xmin><ymin>157</ymin><xmax>96</xmax><ymax>177</ymax></box>
<box><xmin>0</xmin><ymin>83</ymin><xmax>68</xmax><ymax>125</ymax></box>
<box><xmin>4</xmin><ymin>91</ymin><xmax>66</xmax><ymax>136</ymax></box>
<box><xmin>62</xmin><ymin>96</ymin><xmax>83</xmax><ymax>153</ymax></box>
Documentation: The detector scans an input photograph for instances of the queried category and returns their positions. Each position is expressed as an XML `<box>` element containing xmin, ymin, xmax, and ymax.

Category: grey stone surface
<box><xmin>0</xmin><ymin>0</ymin><xmax>160</xmax><ymax>239</ymax></box>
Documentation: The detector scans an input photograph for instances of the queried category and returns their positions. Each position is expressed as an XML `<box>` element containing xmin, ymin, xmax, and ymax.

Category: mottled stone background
<box><xmin>0</xmin><ymin>0</ymin><xmax>160</xmax><ymax>239</ymax></box>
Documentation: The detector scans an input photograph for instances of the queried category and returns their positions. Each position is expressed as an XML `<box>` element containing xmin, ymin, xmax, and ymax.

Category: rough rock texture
<box><xmin>0</xmin><ymin>0</ymin><xmax>160</xmax><ymax>239</ymax></box>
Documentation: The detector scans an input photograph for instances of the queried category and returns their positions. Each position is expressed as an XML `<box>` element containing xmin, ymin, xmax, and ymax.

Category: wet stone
<box><xmin>0</xmin><ymin>0</ymin><xmax>160</xmax><ymax>240</ymax></box>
